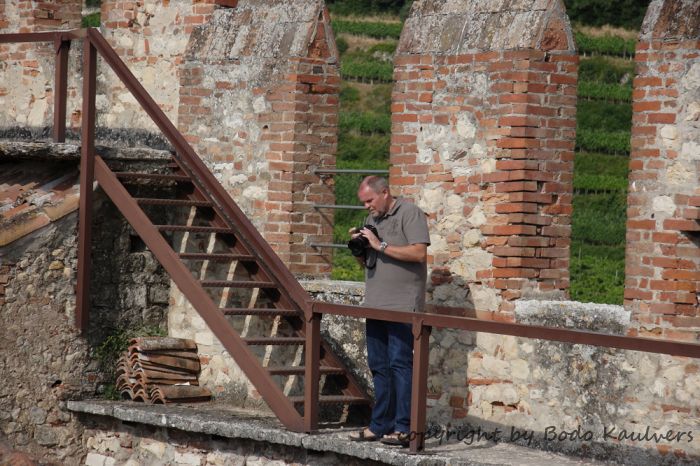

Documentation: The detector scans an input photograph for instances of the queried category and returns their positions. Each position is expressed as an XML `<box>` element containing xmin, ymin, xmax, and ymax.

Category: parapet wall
<box><xmin>393</xmin><ymin>0</ymin><xmax>577</xmax><ymax>318</ymax></box>
<box><xmin>624</xmin><ymin>0</ymin><xmax>700</xmax><ymax>341</ymax></box>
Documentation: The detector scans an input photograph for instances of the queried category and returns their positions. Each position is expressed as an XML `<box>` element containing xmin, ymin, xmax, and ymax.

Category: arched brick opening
<box><xmin>391</xmin><ymin>0</ymin><xmax>577</xmax><ymax>319</ymax></box>
<box><xmin>625</xmin><ymin>0</ymin><xmax>700</xmax><ymax>341</ymax></box>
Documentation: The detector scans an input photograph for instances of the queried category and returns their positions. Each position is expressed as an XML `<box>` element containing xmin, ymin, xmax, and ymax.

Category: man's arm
<box><xmin>380</xmin><ymin>242</ymin><xmax>427</xmax><ymax>263</ymax></box>
<box><xmin>359</xmin><ymin>227</ymin><xmax>427</xmax><ymax>263</ymax></box>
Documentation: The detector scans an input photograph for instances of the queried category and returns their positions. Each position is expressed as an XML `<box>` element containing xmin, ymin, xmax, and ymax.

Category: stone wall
<box><xmin>0</xmin><ymin>214</ymin><xmax>91</xmax><ymax>465</ymax></box>
<box><xmin>427</xmin><ymin>301</ymin><xmax>700</xmax><ymax>464</ymax></box>
<box><xmin>0</xmin><ymin>0</ymin><xmax>83</xmax><ymax>133</ymax></box>
<box><xmin>77</xmin><ymin>410</ymin><xmax>385</xmax><ymax>466</ymax></box>
<box><xmin>167</xmin><ymin>0</ymin><xmax>339</xmax><ymax>406</ymax></box>
<box><xmin>178</xmin><ymin>0</ymin><xmax>338</xmax><ymax>275</ymax></box>
<box><xmin>0</xmin><ymin>147</ymin><xmax>173</xmax><ymax>464</ymax></box>
<box><xmin>392</xmin><ymin>0</ymin><xmax>576</xmax><ymax>319</ymax></box>
<box><xmin>624</xmin><ymin>0</ymin><xmax>700</xmax><ymax>341</ymax></box>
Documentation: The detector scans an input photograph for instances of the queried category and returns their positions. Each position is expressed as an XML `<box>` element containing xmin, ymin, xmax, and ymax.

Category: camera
<box><xmin>347</xmin><ymin>225</ymin><xmax>380</xmax><ymax>257</ymax></box>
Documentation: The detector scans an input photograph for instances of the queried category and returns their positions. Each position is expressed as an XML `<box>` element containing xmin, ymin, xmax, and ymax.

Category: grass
<box><xmin>570</xmin><ymin>241</ymin><xmax>625</xmax><ymax>304</ymax></box>
<box><xmin>81</xmin><ymin>12</ymin><xmax>100</xmax><ymax>28</ymax></box>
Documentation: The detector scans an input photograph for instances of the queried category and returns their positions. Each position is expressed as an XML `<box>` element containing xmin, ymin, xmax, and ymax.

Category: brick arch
<box><xmin>391</xmin><ymin>0</ymin><xmax>577</xmax><ymax>318</ymax></box>
<box><xmin>625</xmin><ymin>0</ymin><xmax>700</xmax><ymax>341</ymax></box>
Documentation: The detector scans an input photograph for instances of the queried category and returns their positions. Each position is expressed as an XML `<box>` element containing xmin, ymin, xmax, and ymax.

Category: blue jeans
<box><xmin>366</xmin><ymin>319</ymin><xmax>413</xmax><ymax>435</ymax></box>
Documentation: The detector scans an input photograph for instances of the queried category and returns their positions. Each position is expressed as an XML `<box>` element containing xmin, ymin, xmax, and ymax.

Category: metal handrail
<box><xmin>312</xmin><ymin>168</ymin><xmax>389</xmax><ymax>175</ymax></box>
<box><xmin>311</xmin><ymin>301</ymin><xmax>700</xmax><ymax>451</ymax></box>
<box><xmin>314</xmin><ymin>204</ymin><xmax>365</xmax><ymax>210</ymax></box>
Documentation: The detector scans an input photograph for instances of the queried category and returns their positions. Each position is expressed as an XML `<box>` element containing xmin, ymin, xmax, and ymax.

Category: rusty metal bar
<box><xmin>409</xmin><ymin>320</ymin><xmax>430</xmax><ymax>453</ymax></box>
<box><xmin>312</xmin><ymin>302</ymin><xmax>700</xmax><ymax>359</ymax></box>
<box><xmin>0</xmin><ymin>29</ymin><xmax>85</xmax><ymax>43</ymax></box>
<box><xmin>53</xmin><ymin>37</ymin><xmax>70</xmax><ymax>142</ymax></box>
<box><xmin>312</xmin><ymin>169</ymin><xmax>389</xmax><ymax>175</ymax></box>
<box><xmin>83</xmin><ymin>28</ymin><xmax>313</xmax><ymax>316</ymax></box>
<box><xmin>93</xmin><ymin>155</ymin><xmax>305</xmax><ymax>432</ymax></box>
<box><xmin>304</xmin><ymin>313</ymin><xmax>321</xmax><ymax>432</ymax></box>
<box><xmin>75</xmin><ymin>38</ymin><xmax>97</xmax><ymax>332</ymax></box>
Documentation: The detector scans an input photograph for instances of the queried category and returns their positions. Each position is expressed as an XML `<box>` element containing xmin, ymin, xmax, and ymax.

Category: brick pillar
<box><xmin>625</xmin><ymin>0</ymin><xmax>700</xmax><ymax>341</ymax></box>
<box><xmin>392</xmin><ymin>0</ymin><xmax>576</xmax><ymax>319</ymax></box>
<box><xmin>178</xmin><ymin>1</ymin><xmax>337</xmax><ymax>277</ymax></box>
<box><xmin>281</xmin><ymin>19</ymin><xmax>339</xmax><ymax>276</ymax></box>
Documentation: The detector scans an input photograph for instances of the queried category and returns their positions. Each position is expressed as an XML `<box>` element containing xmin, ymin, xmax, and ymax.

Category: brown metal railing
<box><xmin>3</xmin><ymin>28</ymin><xmax>700</xmax><ymax>455</ymax></box>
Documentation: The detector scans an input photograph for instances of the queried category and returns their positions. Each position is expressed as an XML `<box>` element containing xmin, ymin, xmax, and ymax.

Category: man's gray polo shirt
<box><xmin>364</xmin><ymin>197</ymin><xmax>430</xmax><ymax>312</ymax></box>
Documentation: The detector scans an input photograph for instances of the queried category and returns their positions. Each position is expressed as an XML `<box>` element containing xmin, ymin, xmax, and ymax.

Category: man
<box><xmin>348</xmin><ymin>176</ymin><xmax>430</xmax><ymax>447</ymax></box>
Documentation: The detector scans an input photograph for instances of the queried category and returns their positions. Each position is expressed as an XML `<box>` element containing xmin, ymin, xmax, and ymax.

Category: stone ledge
<box><xmin>0</xmin><ymin>140</ymin><xmax>173</xmax><ymax>162</ymax></box>
<box><xmin>67</xmin><ymin>400</ymin><xmax>609</xmax><ymax>466</ymax></box>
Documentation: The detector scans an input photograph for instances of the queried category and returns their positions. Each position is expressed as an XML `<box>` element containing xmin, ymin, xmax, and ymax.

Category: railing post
<box><xmin>76</xmin><ymin>36</ymin><xmax>97</xmax><ymax>332</ymax></box>
<box><xmin>304</xmin><ymin>304</ymin><xmax>321</xmax><ymax>432</ymax></box>
<box><xmin>53</xmin><ymin>35</ymin><xmax>70</xmax><ymax>143</ymax></box>
<box><xmin>410</xmin><ymin>318</ymin><xmax>430</xmax><ymax>453</ymax></box>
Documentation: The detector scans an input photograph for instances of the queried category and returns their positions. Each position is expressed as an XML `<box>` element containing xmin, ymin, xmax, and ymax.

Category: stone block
<box><xmin>85</xmin><ymin>453</ymin><xmax>110</xmax><ymax>466</ymax></box>
<box><xmin>139</xmin><ymin>438</ymin><xmax>166</xmax><ymax>459</ymax></box>
<box><xmin>28</xmin><ymin>407</ymin><xmax>46</xmax><ymax>425</ymax></box>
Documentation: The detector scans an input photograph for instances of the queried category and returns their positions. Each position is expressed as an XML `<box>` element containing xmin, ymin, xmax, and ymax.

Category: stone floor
<box><xmin>67</xmin><ymin>400</ymin><xmax>621</xmax><ymax>466</ymax></box>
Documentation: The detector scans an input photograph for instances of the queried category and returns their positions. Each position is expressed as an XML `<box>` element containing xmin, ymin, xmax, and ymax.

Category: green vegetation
<box><xmin>96</xmin><ymin>324</ymin><xmax>167</xmax><ymax>400</ymax></box>
<box><xmin>574</xmin><ymin>31</ymin><xmax>637</xmax><ymax>58</ymax></box>
<box><xmin>81</xmin><ymin>12</ymin><xmax>100</xmax><ymax>28</ymax></box>
<box><xmin>332</xmin><ymin>19</ymin><xmax>403</xmax><ymax>40</ymax></box>
<box><xmin>570</xmin><ymin>241</ymin><xmax>625</xmax><ymax>304</ymax></box>
<box><xmin>327</xmin><ymin>0</ymin><xmax>411</xmax><ymax>16</ymax></box>
<box><xmin>341</xmin><ymin>50</ymin><xmax>395</xmax><ymax>82</ymax></box>
<box><xmin>576</xmin><ymin>129</ymin><xmax>631</xmax><ymax>155</ymax></box>
<box><xmin>340</xmin><ymin>112</ymin><xmax>391</xmax><ymax>134</ymax></box>
<box><xmin>577</xmin><ymin>101</ymin><xmax>632</xmax><ymax>132</ymax></box>
<box><xmin>573</xmin><ymin>152</ymin><xmax>629</xmax><ymax>192</ymax></box>
<box><xmin>564</xmin><ymin>0</ymin><xmax>649</xmax><ymax>29</ymax></box>
<box><xmin>579</xmin><ymin>56</ymin><xmax>634</xmax><ymax>83</ymax></box>
<box><xmin>578</xmin><ymin>81</ymin><xmax>632</xmax><ymax>103</ymax></box>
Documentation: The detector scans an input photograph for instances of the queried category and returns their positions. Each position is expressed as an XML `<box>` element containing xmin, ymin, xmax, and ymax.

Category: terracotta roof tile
<box><xmin>0</xmin><ymin>161</ymin><xmax>79</xmax><ymax>246</ymax></box>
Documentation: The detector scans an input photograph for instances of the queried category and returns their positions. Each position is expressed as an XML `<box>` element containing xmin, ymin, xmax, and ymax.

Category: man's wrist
<box><xmin>379</xmin><ymin>241</ymin><xmax>388</xmax><ymax>253</ymax></box>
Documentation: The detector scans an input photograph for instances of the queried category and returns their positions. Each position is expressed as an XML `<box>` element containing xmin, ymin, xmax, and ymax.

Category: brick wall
<box><xmin>393</xmin><ymin>0</ymin><xmax>576</xmax><ymax>318</ymax></box>
<box><xmin>625</xmin><ymin>0</ymin><xmax>700</xmax><ymax>341</ymax></box>
<box><xmin>178</xmin><ymin>2</ymin><xmax>337</xmax><ymax>276</ymax></box>
<box><xmin>98</xmin><ymin>0</ymin><xmax>221</xmax><ymax>131</ymax></box>
<box><xmin>0</xmin><ymin>0</ymin><xmax>82</xmax><ymax>130</ymax></box>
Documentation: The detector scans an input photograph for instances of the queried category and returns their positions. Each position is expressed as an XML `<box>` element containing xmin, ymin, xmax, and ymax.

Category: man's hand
<box><xmin>349</xmin><ymin>227</ymin><xmax>363</xmax><ymax>240</ymax></box>
<box><xmin>360</xmin><ymin>227</ymin><xmax>381</xmax><ymax>251</ymax></box>
<box><xmin>349</xmin><ymin>227</ymin><xmax>366</xmax><ymax>268</ymax></box>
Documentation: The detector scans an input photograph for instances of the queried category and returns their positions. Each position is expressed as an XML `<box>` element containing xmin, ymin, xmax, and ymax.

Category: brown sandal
<box><xmin>380</xmin><ymin>432</ymin><xmax>410</xmax><ymax>447</ymax></box>
<box><xmin>349</xmin><ymin>428</ymin><xmax>381</xmax><ymax>442</ymax></box>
